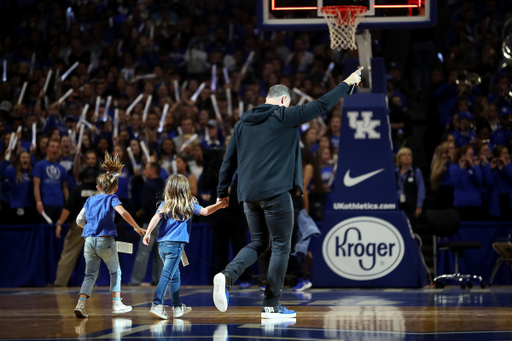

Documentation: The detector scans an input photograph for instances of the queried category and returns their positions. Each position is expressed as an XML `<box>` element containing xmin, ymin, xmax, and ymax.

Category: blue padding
<box><xmin>0</xmin><ymin>223</ymin><xmax>215</xmax><ymax>287</ymax></box>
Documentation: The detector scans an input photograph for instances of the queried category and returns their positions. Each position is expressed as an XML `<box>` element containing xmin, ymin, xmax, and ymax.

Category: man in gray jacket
<box><xmin>213</xmin><ymin>67</ymin><xmax>363</xmax><ymax>318</ymax></box>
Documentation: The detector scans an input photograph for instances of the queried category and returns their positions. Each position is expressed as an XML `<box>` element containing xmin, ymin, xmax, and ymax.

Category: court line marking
<box><xmin>96</xmin><ymin>336</ymin><xmax>325</xmax><ymax>340</ymax></box>
<box><xmin>237</xmin><ymin>325</ymin><xmax>512</xmax><ymax>336</ymax></box>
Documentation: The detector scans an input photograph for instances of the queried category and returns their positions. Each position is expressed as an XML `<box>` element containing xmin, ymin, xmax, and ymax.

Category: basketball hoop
<box><xmin>321</xmin><ymin>6</ymin><xmax>367</xmax><ymax>51</ymax></box>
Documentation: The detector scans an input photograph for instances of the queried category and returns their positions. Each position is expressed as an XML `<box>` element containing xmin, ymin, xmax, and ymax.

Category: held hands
<box><xmin>134</xmin><ymin>226</ymin><xmax>146</xmax><ymax>236</ymax></box>
<box><xmin>343</xmin><ymin>66</ymin><xmax>364</xmax><ymax>86</ymax></box>
<box><xmin>143</xmin><ymin>233</ymin><xmax>150</xmax><ymax>246</ymax></box>
<box><xmin>217</xmin><ymin>197</ymin><xmax>230</xmax><ymax>208</ymax></box>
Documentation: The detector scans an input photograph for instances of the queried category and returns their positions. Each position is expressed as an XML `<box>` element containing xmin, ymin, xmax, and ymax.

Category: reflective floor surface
<box><xmin>1</xmin><ymin>286</ymin><xmax>512</xmax><ymax>340</ymax></box>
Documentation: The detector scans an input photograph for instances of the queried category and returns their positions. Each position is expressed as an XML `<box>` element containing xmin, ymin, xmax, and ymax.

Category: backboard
<box><xmin>257</xmin><ymin>0</ymin><xmax>437</xmax><ymax>31</ymax></box>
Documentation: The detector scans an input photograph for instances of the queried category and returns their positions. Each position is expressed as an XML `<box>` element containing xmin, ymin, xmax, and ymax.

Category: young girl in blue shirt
<box><xmin>143</xmin><ymin>174</ymin><xmax>227</xmax><ymax>319</ymax></box>
<box><xmin>74</xmin><ymin>151</ymin><xmax>146</xmax><ymax>318</ymax></box>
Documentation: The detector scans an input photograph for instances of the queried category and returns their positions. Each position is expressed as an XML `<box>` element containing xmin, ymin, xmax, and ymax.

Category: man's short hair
<box><xmin>149</xmin><ymin>162</ymin><xmax>161</xmax><ymax>176</ymax></box>
<box><xmin>267</xmin><ymin>84</ymin><xmax>291</xmax><ymax>99</ymax></box>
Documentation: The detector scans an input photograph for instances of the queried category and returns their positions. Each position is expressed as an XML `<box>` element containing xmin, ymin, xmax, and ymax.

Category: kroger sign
<box><xmin>322</xmin><ymin>217</ymin><xmax>405</xmax><ymax>281</ymax></box>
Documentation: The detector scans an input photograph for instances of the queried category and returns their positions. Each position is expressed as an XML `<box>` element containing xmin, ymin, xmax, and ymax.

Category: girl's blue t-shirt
<box><xmin>82</xmin><ymin>194</ymin><xmax>122</xmax><ymax>237</ymax></box>
<box><xmin>5</xmin><ymin>167</ymin><xmax>35</xmax><ymax>208</ymax></box>
<box><xmin>32</xmin><ymin>159</ymin><xmax>68</xmax><ymax>206</ymax></box>
<box><xmin>156</xmin><ymin>202</ymin><xmax>203</xmax><ymax>243</ymax></box>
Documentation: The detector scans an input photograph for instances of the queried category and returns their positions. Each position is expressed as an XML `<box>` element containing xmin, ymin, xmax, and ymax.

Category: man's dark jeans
<box><xmin>223</xmin><ymin>191</ymin><xmax>293</xmax><ymax>307</ymax></box>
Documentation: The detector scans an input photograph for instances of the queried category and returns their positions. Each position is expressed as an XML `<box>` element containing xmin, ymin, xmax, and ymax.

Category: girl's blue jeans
<box><xmin>80</xmin><ymin>236</ymin><xmax>121</xmax><ymax>297</ymax></box>
<box><xmin>153</xmin><ymin>241</ymin><xmax>184</xmax><ymax>307</ymax></box>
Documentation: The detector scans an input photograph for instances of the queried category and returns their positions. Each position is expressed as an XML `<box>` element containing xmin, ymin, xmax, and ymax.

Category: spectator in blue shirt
<box><xmin>482</xmin><ymin>145</ymin><xmax>512</xmax><ymax>220</ymax></box>
<box><xmin>453</xmin><ymin>111</ymin><xmax>476</xmax><ymax>147</ymax></box>
<box><xmin>326</xmin><ymin>114</ymin><xmax>341</xmax><ymax>154</ymax></box>
<box><xmin>492</xmin><ymin>106</ymin><xmax>512</xmax><ymax>147</ymax></box>
<box><xmin>33</xmin><ymin>138</ymin><xmax>69</xmax><ymax>222</ymax></box>
<box><xmin>200</xmin><ymin>120</ymin><xmax>223</xmax><ymax>150</ymax></box>
<box><xmin>395</xmin><ymin>147</ymin><xmax>425</xmax><ymax>227</ymax></box>
<box><xmin>316</xmin><ymin>147</ymin><xmax>335</xmax><ymax>192</ymax></box>
<box><xmin>4</xmin><ymin>151</ymin><xmax>36</xmax><ymax>224</ymax></box>
<box><xmin>450</xmin><ymin>145</ymin><xmax>483</xmax><ymax>220</ymax></box>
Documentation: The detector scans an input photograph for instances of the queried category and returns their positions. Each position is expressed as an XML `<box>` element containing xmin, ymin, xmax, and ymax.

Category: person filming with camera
<box><xmin>450</xmin><ymin>146</ymin><xmax>483</xmax><ymax>220</ymax></box>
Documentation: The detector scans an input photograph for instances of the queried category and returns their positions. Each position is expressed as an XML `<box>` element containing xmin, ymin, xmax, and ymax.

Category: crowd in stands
<box><xmin>0</xmin><ymin>0</ymin><xmax>511</xmax><ymax>236</ymax></box>
<box><xmin>426</xmin><ymin>0</ymin><xmax>512</xmax><ymax>221</ymax></box>
<box><xmin>0</xmin><ymin>0</ymin><xmax>346</xmax><ymax>229</ymax></box>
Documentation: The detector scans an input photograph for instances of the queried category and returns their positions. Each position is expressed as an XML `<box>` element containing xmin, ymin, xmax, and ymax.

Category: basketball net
<box><xmin>321</xmin><ymin>6</ymin><xmax>367</xmax><ymax>51</ymax></box>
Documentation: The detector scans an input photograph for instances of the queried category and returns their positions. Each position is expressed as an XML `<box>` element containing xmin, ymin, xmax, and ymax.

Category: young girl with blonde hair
<box><xmin>144</xmin><ymin>174</ymin><xmax>227</xmax><ymax>319</ymax></box>
<box><xmin>74</xmin><ymin>151</ymin><xmax>146</xmax><ymax>318</ymax></box>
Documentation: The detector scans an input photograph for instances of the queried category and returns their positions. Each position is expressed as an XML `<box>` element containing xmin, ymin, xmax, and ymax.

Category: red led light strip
<box><xmin>270</xmin><ymin>0</ymin><xmax>317</xmax><ymax>10</ymax></box>
<box><xmin>270</xmin><ymin>0</ymin><xmax>423</xmax><ymax>11</ymax></box>
<box><xmin>375</xmin><ymin>0</ymin><xmax>422</xmax><ymax>8</ymax></box>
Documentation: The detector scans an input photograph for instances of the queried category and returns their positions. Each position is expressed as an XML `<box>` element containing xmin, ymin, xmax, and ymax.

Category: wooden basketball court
<box><xmin>2</xmin><ymin>286</ymin><xmax>512</xmax><ymax>340</ymax></box>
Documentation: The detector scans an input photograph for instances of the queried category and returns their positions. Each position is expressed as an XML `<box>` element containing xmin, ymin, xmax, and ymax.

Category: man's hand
<box><xmin>55</xmin><ymin>224</ymin><xmax>62</xmax><ymax>238</ymax></box>
<box><xmin>415</xmin><ymin>207</ymin><xmax>422</xmax><ymax>218</ymax></box>
<box><xmin>217</xmin><ymin>197</ymin><xmax>229</xmax><ymax>208</ymax></box>
<box><xmin>36</xmin><ymin>201</ymin><xmax>44</xmax><ymax>214</ymax></box>
<box><xmin>143</xmin><ymin>234</ymin><xmax>150</xmax><ymax>245</ymax></box>
<box><xmin>343</xmin><ymin>66</ymin><xmax>364</xmax><ymax>86</ymax></box>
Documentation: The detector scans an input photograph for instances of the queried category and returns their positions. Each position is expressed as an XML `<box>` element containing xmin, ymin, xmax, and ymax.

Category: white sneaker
<box><xmin>149</xmin><ymin>303</ymin><xmax>169</xmax><ymax>320</ymax></box>
<box><xmin>74</xmin><ymin>299</ymin><xmax>88</xmax><ymax>318</ymax></box>
<box><xmin>173</xmin><ymin>304</ymin><xmax>192</xmax><ymax>317</ymax></box>
<box><xmin>112</xmin><ymin>299</ymin><xmax>132</xmax><ymax>314</ymax></box>
<box><xmin>213</xmin><ymin>273</ymin><xmax>230</xmax><ymax>312</ymax></box>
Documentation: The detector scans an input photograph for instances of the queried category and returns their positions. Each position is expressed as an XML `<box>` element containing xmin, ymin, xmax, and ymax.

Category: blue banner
<box><xmin>311</xmin><ymin>61</ymin><xmax>427</xmax><ymax>287</ymax></box>
<box><xmin>332</xmin><ymin>93</ymin><xmax>398</xmax><ymax>211</ymax></box>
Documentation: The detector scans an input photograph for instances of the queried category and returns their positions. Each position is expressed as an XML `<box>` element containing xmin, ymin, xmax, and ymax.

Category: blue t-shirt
<box><xmin>330</xmin><ymin>135</ymin><xmax>340</xmax><ymax>150</ymax></box>
<box><xmin>453</xmin><ymin>129</ymin><xmax>476</xmax><ymax>148</ymax></box>
<box><xmin>321</xmin><ymin>165</ymin><xmax>334</xmax><ymax>187</ymax></box>
<box><xmin>5</xmin><ymin>167</ymin><xmax>35</xmax><ymax>208</ymax></box>
<box><xmin>33</xmin><ymin>159</ymin><xmax>68</xmax><ymax>206</ymax></box>
<box><xmin>156</xmin><ymin>202</ymin><xmax>203</xmax><ymax>243</ymax></box>
<box><xmin>82</xmin><ymin>194</ymin><xmax>123</xmax><ymax>237</ymax></box>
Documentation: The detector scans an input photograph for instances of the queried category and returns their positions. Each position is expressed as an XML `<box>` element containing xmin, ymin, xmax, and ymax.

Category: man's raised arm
<box><xmin>281</xmin><ymin>67</ymin><xmax>363</xmax><ymax>127</ymax></box>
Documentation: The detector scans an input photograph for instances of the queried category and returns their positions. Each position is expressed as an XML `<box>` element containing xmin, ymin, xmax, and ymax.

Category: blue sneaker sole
<box><xmin>213</xmin><ymin>273</ymin><xmax>228</xmax><ymax>312</ymax></box>
<box><xmin>261</xmin><ymin>311</ymin><xmax>297</xmax><ymax>319</ymax></box>
<box><xmin>293</xmin><ymin>281</ymin><xmax>313</xmax><ymax>291</ymax></box>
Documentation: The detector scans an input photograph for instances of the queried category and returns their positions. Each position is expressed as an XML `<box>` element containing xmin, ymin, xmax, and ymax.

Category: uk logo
<box><xmin>46</xmin><ymin>165</ymin><xmax>61</xmax><ymax>180</ymax></box>
<box><xmin>347</xmin><ymin>111</ymin><xmax>381</xmax><ymax>139</ymax></box>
